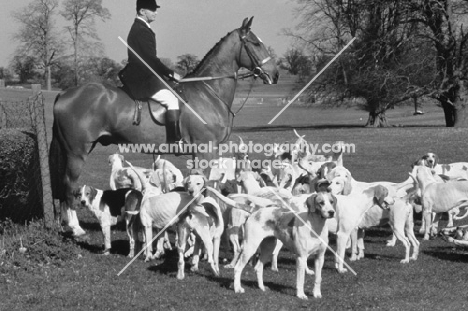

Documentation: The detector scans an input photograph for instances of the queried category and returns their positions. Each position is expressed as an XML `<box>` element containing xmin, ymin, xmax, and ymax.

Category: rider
<box><xmin>120</xmin><ymin>0</ymin><xmax>183</xmax><ymax>145</ymax></box>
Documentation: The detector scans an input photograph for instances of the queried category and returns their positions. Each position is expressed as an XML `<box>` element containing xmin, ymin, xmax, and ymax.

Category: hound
<box><xmin>139</xmin><ymin>173</ymin><xmax>223</xmax><ymax>280</ymax></box>
<box><xmin>152</xmin><ymin>156</ymin><xmax>185</xmax><ymax>191</ymax></box>
<box><xmin>410</xmin><ymin>165</ymin><xmax>468</xmax><ymax>240</ymax></box>
<box><xmin>326</xmin><ymin>166</ymin><xmax>419</xmax><ymax>262</ymax></box>
<box><xmin>414</xmin><ymin>153</ymin><xmax>468</xmax><ymax>230</ymax></box>
<box><xmin>334</xmin><ymin>185</ymin><xmax>395</xmax><ymax>273</ymax></box>
<box><xmin>233</xmin><ymin>191</ymin><xmax>336</xmax><ymax>299</ymax></box>
<box><xmin>78</xmin><ymin>185</ymin><xmax>142</xmax><ymax>257</ymax></box>
<box><xmin>440</xmin><ymin>224</ymin><xmax>468</xmax><ymax>247</ymax></box>
<box><xmin>108</xmin><ymin>154</ymin><xmax>149</xmax><ymax>193</ymax></box>
<box><xmin>417</xmin><ymin>153</ymin><xmax>468</xmax><ymax>179</ymax></box>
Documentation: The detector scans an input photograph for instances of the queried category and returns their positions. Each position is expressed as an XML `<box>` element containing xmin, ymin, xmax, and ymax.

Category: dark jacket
<box><xmin>119</xmin><ymin>18</ymin><xmax>174</xmax><ymax>99</ymax></box>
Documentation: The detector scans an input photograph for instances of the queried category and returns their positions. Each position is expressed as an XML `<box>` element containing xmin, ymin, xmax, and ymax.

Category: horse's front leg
<box><xmin>63</xmin><ymin>154</ymin><xmax>88</xmax><ymax>236</ymax></box>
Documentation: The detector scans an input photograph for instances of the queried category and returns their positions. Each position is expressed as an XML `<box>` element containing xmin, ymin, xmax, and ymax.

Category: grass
<box><xmin>1</xmin><ymin>87</ymin><xmax>468</xmax><ymax>310</ymax></box>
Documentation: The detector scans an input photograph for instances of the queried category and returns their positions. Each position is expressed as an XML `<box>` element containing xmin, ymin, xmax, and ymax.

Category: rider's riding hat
<box><xmin>137</xmin><ymin>0</ymin><xmax>160</xmax><ymax>12</ymax></box>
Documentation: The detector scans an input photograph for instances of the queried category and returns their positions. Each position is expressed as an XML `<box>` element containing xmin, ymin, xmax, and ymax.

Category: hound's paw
<box><xmin>224</xmin><ymin>264</ymin><xmax>235</xmax><ymax>269</ymax></box>
<box><xmin>349</xmin><ymin>255</ymin><xmax>357</xmax><ymax>262</ymax></box>
<box><xmin>305</xmin><ymin>268</ymin><xmax>315</xmax><ymax>275</ymax></box>
<box><xmin>337</xmin><ymin>268</ymin><xmax>348</xmax><ymax>274</ymax></box>
<box><xmin>313</xmin><ymin>291</ymin><xmax>322</xmax><ymax>299</ymax></box>
<box><xmin>190</xmin><ymin>266</ymin><xmax>199</xmax><ymax>272</ymax></box>
<box><xmin>234</xmin><ymin>287</ymin><xmax>245</xmax><ymax>294</ymax></box>
<box><xmin>144</xmin><ymin>256</ymin><xmax>152</xmax><ymax>262</ymax></box>
<box><xmin>259</xmin><ymin>285</ymin><xmax>269</xmax><ymax>292</ymax></box>
<box><xmin>386</xmin><ymin>240</ymin><xmax>396</xmax><ymax>247</ymax></box>
<box><xmin>101</xmin><ymin>249</ymin><xmax>111</xmax><ymax>256</ymax></box>
<box><xmin>296</xmin><ymin>293</ymin><xmax>308</xmax><ymax>300</ymax></box>
<box><xmin>410</xmin><ymin>255</ymin><xmax>418</xmax><ymax>261</ymax></box>
<box><xmin>400</xmin><ymin>258</ymin><xmax>410</xmax><ymax>264</ymax></box>
<box><xmin>271</xmin><ymin>266</ymin><xmax>279</xmax><ymax>272</ymax></box>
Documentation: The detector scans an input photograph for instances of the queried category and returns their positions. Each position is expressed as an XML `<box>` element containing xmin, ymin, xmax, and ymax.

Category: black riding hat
<box><xmin>137</xmin><ymin>0</ymin><xmax>160</xmax><ymax>12</ymax></box>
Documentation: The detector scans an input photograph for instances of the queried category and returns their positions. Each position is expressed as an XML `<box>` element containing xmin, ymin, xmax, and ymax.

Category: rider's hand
<box><xmin>172</xmin><ymin>72</ymin><xmax>181</xmax><ymax>82</ymax></box>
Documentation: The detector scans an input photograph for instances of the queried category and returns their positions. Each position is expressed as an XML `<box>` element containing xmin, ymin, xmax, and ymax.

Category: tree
<box><xmin>283</xmin><ymin>48</ymin><xmax>311</xmax><ymax>76</ymax></box>
<box><xmin>176</xmin><ymin>54</ymin><xmax>200</xmax><ymax>76</ymax></box>
<box><xmin>286</xmin><ymin>0</ymin><xmax>436</xmax><ymax>127</ymax></box>
<box><xmin>11</xmin><ymin>0</ymin><xmax>62</xmax><ymax>91</ymax></box>
<box><xmin>412</xmin><ymin>0</ymin><xmax>468</xmax><ymax>127</ymax></box>
<box><xmin>11</xmin><ymin>56</ymin><xmax>38</xmax><ymax>84</ymax></box>
<box><xmin>61</xmin><ymin>0</ymin><xmax>110</xmax><ymax>86</ymax></box>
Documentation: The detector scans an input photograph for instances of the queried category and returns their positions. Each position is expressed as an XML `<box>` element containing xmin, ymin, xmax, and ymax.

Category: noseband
<box><xmin>240</xmin><ymin>32</ymin><xmax>273</xmax><ymax>83</ymax></box>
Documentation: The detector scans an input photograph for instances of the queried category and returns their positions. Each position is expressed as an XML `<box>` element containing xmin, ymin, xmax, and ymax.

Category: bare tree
<box><xmin>176</xmin><ymin>54</ymin><xmax>200</xmax><ymax>76</ymax></box>
<box><xmin>61</xmin><ymin>0</ymin><xmax>110</xmax><ymax>86</ymax></box>
<box><xmin>12</xmin><ymin>0</ymin><xmax>62</xmax><ymax>90</ymax></box>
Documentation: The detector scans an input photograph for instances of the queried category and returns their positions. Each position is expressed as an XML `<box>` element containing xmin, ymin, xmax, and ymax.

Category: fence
<box><xmin>0</xmin><ymin>85</ymin><xmax>55</xmax><ymax>228</ymax></box>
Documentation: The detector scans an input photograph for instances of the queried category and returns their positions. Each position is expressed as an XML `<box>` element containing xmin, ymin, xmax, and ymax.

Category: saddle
<box><xmin>118</xmin><ymin>84</ymin><xmax>166</xmax><ymax>126</ymax></box>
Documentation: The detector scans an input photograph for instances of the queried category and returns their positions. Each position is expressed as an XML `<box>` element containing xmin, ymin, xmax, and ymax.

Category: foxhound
<box><xmin>78</xmin><ymin>185</ymin><xmax>142</xmax><ymax>257</ymax></box>
<box><xmin>140</xmin><ymin>173</ymin><xmax>223</xmax><ymax>280</ymax></box>
<box><xmin>326</xmin><ymin>166</ymin><xmax>419</xmax><ymax>263</ymax></box>
<box><xmin>410</xmin><ymin>165</ymin><xmax>468</xmax><ymax>240</ymax></box>
<box><xmin>233</xmin><ymin>191</ymin><xmax>336</xmax><ymax>299</ymax></box>
<box><xmin>108</xmin><ymin>154</ymin><xmax>149</xmax><ymax>193</ymax></box>
<box><xmin>334</xmin><ymin>185</ymin><xmax>395</xmax><ymax>273</ymax></box>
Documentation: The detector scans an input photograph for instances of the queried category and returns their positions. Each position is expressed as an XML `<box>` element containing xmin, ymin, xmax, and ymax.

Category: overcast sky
<box><xmin>0</xmin><ymin>0</ymin><xmax>298</xmax><ymax>68</ymax></box>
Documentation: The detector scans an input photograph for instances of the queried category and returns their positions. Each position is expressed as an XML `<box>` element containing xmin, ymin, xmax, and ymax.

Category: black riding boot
<box><xmin>165</xmin><ymin>109</ymin><xmax>182</xmax><ymax>145</ymax></box>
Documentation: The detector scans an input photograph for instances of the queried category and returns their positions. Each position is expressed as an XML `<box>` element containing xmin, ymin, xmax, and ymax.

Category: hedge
<box><xmin>0</xmin><ymin>128</ymin><xmax>43</xmax><ymax>222</ymax></box>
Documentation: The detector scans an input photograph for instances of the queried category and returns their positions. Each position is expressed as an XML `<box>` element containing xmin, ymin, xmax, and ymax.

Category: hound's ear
<box><xmin>342</xmin><ymin>170</ymin><xmax>352</xmax><ymax>195</ymax></box>
<box><xmin>183</xmin><ymin>176</ymin><xmax>190</xmax><ymax>189</ymax></box>
<box><xmin>118</xmin><ymin>154</ymin><xmax>124</xmax><ymax>162</ymax></box>
<box><xmin>149</xmin><ymin>170</ymin><xmax>161</xmax><ymax>187</ymax></box>
<box><xmin>306</xmin><ymin>193</ymin><xmax>318</xmax><ymax>213</ymax></box>
<box><xmin>372</xmin><ymin>185</ymin><xmax>388</xmax><ymax>206</ymax></box>
<box><xmin>108</xmin><ymin>155</ymin><xmax>113</xmax><ymax>165</ymax></box>
<box><xmin>330</xmin><ymin>193</ymin><xmax>337</xmax><ymax>210</ymax></box>
<box><xmin>89</xmin><ymin>186</ymin><xmax>97</xmax><ymax>201</ymax></box>
<box><xmin>73</xmin><ymin>187</ymin><xmax>81</xmax><ymax>198</ymax></box>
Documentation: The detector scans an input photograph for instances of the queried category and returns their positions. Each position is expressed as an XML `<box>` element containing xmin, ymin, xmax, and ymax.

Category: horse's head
<box><xmin>238</xmin><ymin>17</ymin><xmax>279</xmax><ymax>85</ymax></box>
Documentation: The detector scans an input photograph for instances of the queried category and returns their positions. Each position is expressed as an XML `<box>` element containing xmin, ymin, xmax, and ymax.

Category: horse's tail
<box><xmin>49</xmin><ymin>93</ymin><xmax>65</xmax><ymax>202</ymax></box>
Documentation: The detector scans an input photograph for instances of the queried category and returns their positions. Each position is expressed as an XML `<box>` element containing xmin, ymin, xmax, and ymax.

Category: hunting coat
<box><xmin>120</xmin><ymin>18</ymin><xmax>175</xmax><ymax>99</ymax></box>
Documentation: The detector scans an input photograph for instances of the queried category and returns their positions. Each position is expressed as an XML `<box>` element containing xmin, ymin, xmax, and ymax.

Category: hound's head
<box><xmin>108</xmin><ymin>154</ymin><xmax>124</xmax><ymax>167</ymax></box>
<box><xmin>148</xmin><ymin>169</ymin><xmax>174</xmax><ymax>194</ymax></box>
<box><xmin>327</xmin><ymin>167</ymin><xmax>352</xmax><ymax>195</ymax></box>
<box><xmin>420</xmin><ymin>152</ymin><xmax>439</xmax><ymax>169</ymax></box>
<box><xmin>363</xmin><ymin>185</ymin><xmax>394</xmax><ymax>210</ymax></box>
<box><xmin>77</xmin><ymin>185</ymin><xmax>98</xmax><ymax>209</ymax></box>
<box><xmin>184</xmin><ymin>171</ymin><xmax>207</xmax><ymax>199</ymax></box>
<box><xmin>306</xmin><ymin>191</ymin><xmax>336</xmax><ymax>219</ymax></box>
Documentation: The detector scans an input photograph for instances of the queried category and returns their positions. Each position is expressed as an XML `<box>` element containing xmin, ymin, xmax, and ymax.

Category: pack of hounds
<box><xmin>74</xmin><ymin>130</ymin><xmax>468</xmax><ymax>300</ymax></box>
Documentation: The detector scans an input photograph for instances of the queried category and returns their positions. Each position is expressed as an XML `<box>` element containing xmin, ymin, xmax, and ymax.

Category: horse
<box><xmin>49</xmin><ymin>17</ymin><xmax>279</xmax><ymax>236</ymax></box>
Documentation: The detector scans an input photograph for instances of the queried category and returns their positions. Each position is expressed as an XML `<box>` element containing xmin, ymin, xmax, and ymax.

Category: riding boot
<box><xmin>165</xmin><ymin>109</ymin><xmax>182</xmax><ymax>145</ymax></box>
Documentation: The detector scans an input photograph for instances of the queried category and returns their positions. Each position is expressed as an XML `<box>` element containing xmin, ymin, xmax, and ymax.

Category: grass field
<box><xmin>1</xmin><ymin>87</ymin><xmax>468</xmax><ymax>310</ymax></box>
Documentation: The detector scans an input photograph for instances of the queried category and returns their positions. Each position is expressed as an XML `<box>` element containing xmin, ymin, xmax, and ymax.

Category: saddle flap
<box><xmin>148</xmin><ymin>101</ymin><xmax>166</xmax><ymax>125</ymax></box>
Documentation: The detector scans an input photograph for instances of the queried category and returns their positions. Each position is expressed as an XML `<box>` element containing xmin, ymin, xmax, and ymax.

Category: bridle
<box><xmin>239</xmin><ymin>30</ymin><xmax>273</xmax><ymax>84</ymax></box>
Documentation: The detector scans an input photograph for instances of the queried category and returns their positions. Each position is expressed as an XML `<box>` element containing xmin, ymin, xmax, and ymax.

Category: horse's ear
<box><xmin>241</xmin><ymin>17</ymin><xmax>249</xmax><ymax>29</ymax></box>
<box><xmin>247</xmin><ymin>16</ymin><xmax>254</xmax><ymax>29</ymax></box>
<box><xmin>241</xmin><ymin>17</ymin><xmax>254</xmax><ymax>32</ymax></box>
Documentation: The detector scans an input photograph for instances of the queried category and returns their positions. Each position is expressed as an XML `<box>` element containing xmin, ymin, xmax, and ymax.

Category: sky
<box><xmin>0</xmin><ymin>0</ymin><xmax>298</xmax><ymax>68</ymax></box>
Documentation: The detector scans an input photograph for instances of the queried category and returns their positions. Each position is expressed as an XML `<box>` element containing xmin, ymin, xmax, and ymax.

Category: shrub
<box><xmin>0</xmin><ymin>128</ymin><xmax>43</xmax><ymax>222</ymax></box>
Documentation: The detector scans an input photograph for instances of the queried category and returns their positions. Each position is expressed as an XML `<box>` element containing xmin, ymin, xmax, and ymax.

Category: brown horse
<box><xmin>49</xmin><ymin>17</ymin><xmax>279</xmax><ymax>236</ymax></box>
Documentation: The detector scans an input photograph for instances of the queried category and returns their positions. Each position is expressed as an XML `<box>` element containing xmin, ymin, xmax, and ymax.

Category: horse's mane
<box><xmin>186</xmin><ymin>29</ymin><xmax>239</xmax><ymax>77</ymax></box>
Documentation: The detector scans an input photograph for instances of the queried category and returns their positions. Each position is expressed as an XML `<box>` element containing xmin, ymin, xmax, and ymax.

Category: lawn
<box><xmin>1</xmin><ymin>87</ymin><xmax>468</xmax><ymax>310</ymax></box>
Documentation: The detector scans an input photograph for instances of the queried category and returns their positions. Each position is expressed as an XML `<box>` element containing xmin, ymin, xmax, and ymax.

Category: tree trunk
<box><xmin>46</xmin><ymin>65</ymin><xmax>52</xmax><ymax>91</ymax></box>
<box><xmin>365</xmin><ymin>111</ymin><xmax>390</xmax><ymax>127</ymax></box>
<box><xmin>453</xmin><ymin>80</ymin><xmax>468</xmax><ymax>128</ymax></box>
<box><xmin>440</xmin><ymin>99</ymin><xmax>455</xmax><ymax>127</ymax></box>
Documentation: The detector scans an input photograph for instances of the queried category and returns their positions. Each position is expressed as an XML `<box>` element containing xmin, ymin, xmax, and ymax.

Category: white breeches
<box><xmin>152</xmin><ymin>89</ymin><xmax>179</xmax><ymax>110</ymax></box>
